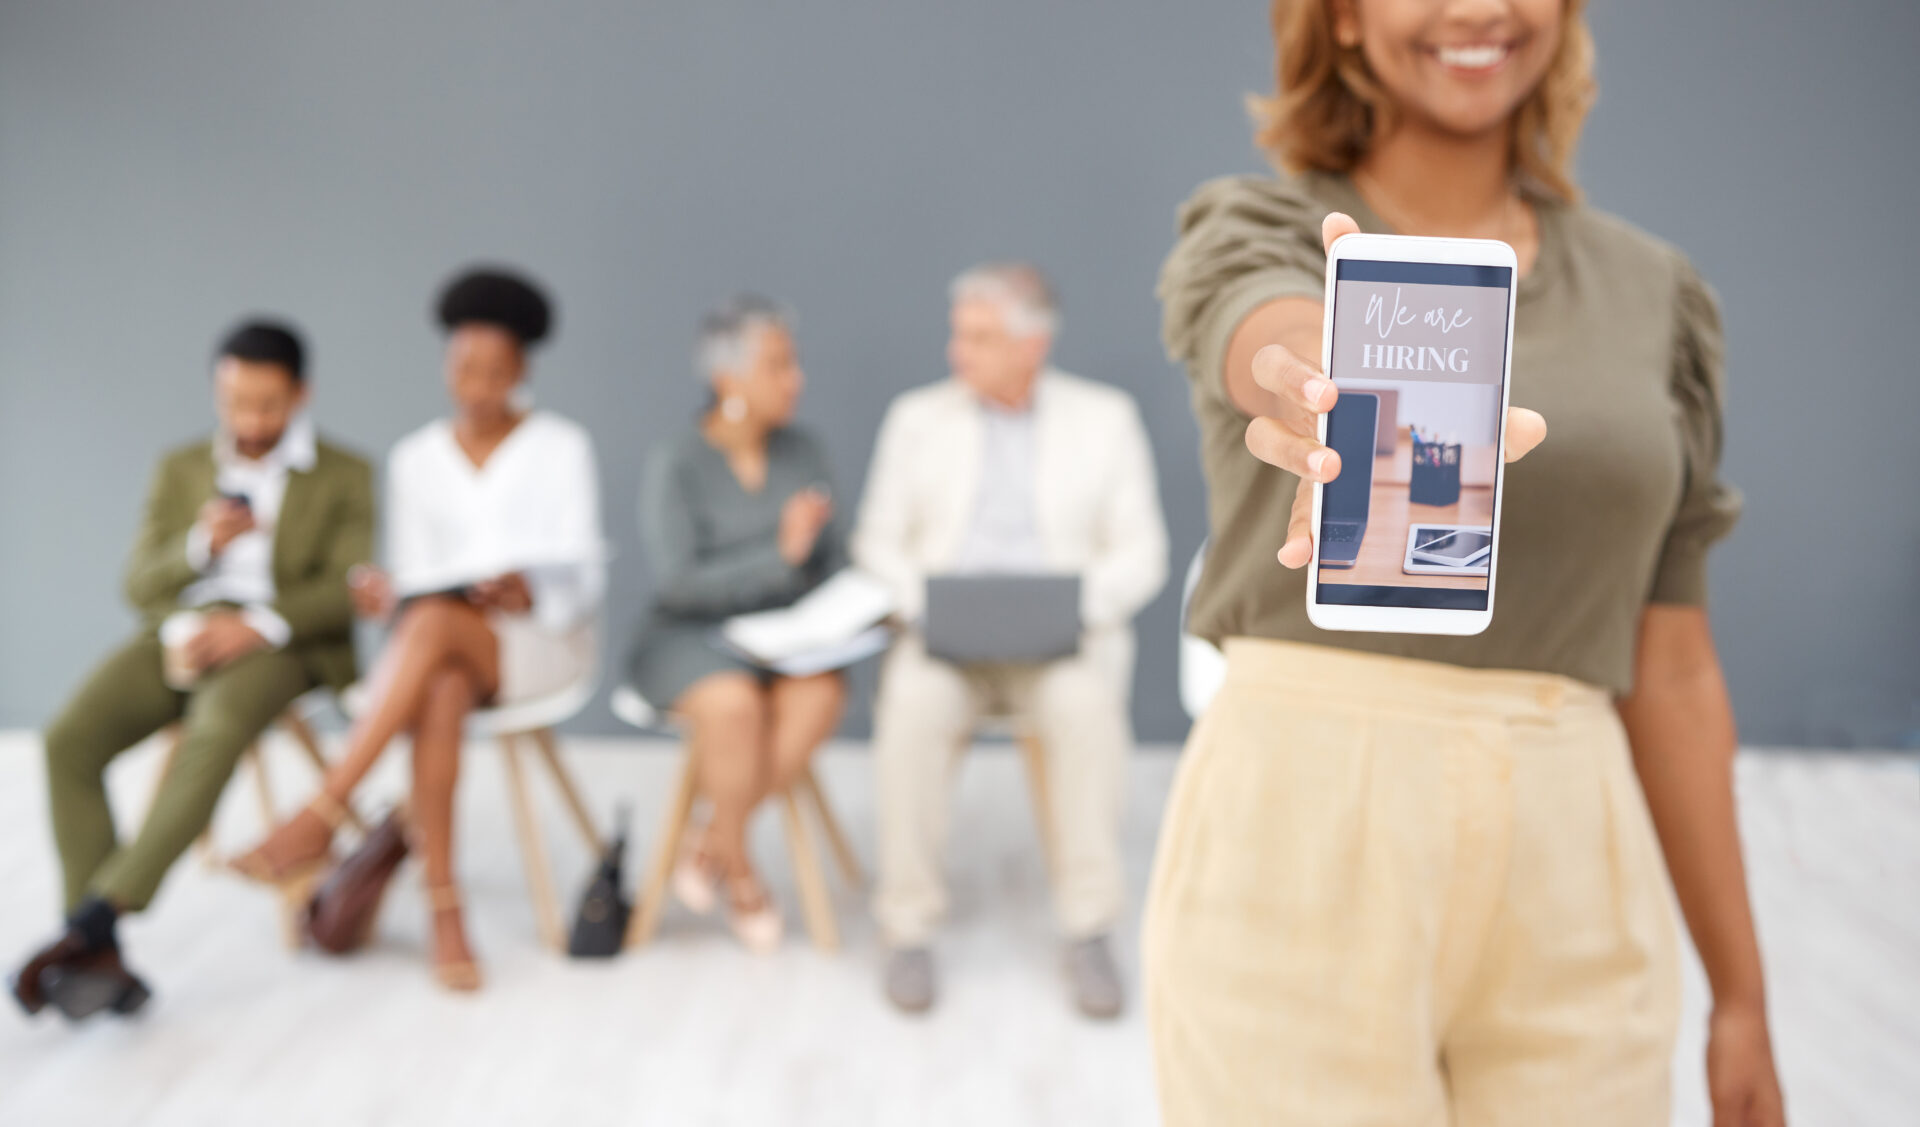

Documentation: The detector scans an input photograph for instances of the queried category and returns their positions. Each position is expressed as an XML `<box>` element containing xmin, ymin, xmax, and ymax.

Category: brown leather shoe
<box><xmin>41</xmin><ymin>944</ymin><xmax>150</xmax><ymax>1021</ymax></box>
<box><xmin>8</xmin><ymin>933</ymin><xmax>81</xmax><ymax>1015</ymax></box>
<box><xmin>10</xmin><ymin>934</ymin><xmax>149</xmax><ymax>1021</ymax></box>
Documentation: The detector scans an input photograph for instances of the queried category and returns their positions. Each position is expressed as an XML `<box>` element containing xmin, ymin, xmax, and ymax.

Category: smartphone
<box><xmin>1305</xmin><ymin>232</ymin><xmax>1517</xmax><ymax>636</ymax></box>
<box><xmin>219</xmin><ymin>489</ymin><xmax>252</xmax><ymax>512</ymax></box>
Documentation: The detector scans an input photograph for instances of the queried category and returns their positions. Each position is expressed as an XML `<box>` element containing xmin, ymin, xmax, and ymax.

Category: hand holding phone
<box><xmin>197</xmin><ymin>494</ymin><xmax>257</xmax><ymax>558</ymax></box>
<box><xmin>1305</xmin><ymin>228</ymin><xmax>1519</xmax><ymax>635</ymax></box>
<box><xmin>1241</xmin><ymin>213</ymin><xmax>1546</xmax><ymax>577</ymax></box>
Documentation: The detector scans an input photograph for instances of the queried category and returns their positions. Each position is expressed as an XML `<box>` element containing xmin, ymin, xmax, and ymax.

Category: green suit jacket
<box><xmin>123</xmin><ymin>435</ymin><xmax>374</xmax><ymax>693</ymax></box>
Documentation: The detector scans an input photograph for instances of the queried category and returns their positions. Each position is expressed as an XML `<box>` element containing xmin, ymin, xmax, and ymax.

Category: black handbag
<box><xmin>567</xmin><ymin>804</ymin><xmax>632</xmax><ymax>958</ymax></box>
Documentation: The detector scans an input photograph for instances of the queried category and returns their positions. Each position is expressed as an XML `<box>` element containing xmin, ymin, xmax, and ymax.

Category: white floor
<box><xmin>0</xmin><ymin>731</ymin><xmax>1915</xmax><ymax>1127</ymax></box>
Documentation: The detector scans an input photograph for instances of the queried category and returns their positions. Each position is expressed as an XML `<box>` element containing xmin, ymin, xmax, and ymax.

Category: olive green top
<box><xmin>1159</xmin><ymin>171</ymin><xmax>1741</xmax><ymax>694</ymax></box>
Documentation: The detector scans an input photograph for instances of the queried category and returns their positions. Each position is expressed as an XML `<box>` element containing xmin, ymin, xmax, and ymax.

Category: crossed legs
<box><xmin>231</xmin><ymin>597</ymin><xmax>497</xmax><ymax>984</ymax></box>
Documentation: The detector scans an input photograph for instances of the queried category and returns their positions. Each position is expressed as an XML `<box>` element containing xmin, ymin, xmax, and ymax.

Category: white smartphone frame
<box><xmin>1305</xmin><ymin>232</ymin><xmax>1518</xmax><ymax>636</ymax></box>
<box><xmin>1403</xmin><ymin>523</ymin><xmax>1493</xmax><ymax>575</ymax></box>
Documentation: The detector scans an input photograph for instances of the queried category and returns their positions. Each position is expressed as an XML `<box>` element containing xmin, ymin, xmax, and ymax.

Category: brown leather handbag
<box><xmin>306</xmin><ymin>808</ymin><xmax>410</xmax><ymax>954</ymax></box>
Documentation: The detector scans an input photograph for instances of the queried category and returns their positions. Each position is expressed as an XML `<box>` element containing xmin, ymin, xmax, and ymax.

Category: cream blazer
<box><xmin>852</xmin><ymin>368</ymin><xmax>1168</xmax><ymax>660</ymax></box>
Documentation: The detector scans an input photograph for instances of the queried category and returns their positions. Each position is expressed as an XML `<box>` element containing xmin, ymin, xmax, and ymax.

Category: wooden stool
<box><xmin>337</xmin><ymin>676</ymin><xmax>605</xmax><ymax>953</ymax></box>
<box><xmin>145</xmin><ymin>697</ymin><xmax>367</xmax><ymax>948</ymax></box>
<box><xmin>612</xmin><ymin>687</ymin><xmax>863</xmax><ymax>953</ymax></box>
<box><xmin>455</xmin><ymin>682</ymin><xmax>604</xmax><ymax>953</ymax></box>
<box><xmin>495</xmin><ymin>726</ymin><xmax>605</xmax><ymax>952</ymax></box>
<box><xmin>978</xmin><ymin>714</ymin><xmax>1057</xmax><ymax>882</ymax></box>
<box><xmin>1014</xmin><ymin>733</ymin><xmax>1055</xmax><ymax>878</ymax></box>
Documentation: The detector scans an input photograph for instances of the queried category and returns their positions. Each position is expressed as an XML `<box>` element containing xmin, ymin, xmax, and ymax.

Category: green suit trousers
<box><xmin>43</xmin><ymin>631</ymin><xmax>312</xmax><ymax>912</ymax></box>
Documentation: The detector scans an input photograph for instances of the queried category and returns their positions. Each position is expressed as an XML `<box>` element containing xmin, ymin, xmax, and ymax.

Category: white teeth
<box><xmin>1436</xmin><ymin>44</ymin><xmax>1508</xmax><ymax>69</ymax></box>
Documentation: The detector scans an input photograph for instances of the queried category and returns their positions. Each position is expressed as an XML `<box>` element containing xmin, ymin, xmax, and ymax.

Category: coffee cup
<box><xmin>159</xmin><ymin>610</ymin><xmax>208</xmax><ymax>690</ymax></box>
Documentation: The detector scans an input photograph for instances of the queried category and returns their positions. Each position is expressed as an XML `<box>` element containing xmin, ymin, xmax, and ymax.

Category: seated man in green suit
<box><xmin>9</xmin><ymin>320</ymin><xmax>372</xmax><ymax>1022</ymax></box>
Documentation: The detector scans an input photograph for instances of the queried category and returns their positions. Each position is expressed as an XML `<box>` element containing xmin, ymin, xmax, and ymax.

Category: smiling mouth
<box><xmin>1430</xmin><ymin>43</ymin><xmax>1514</xmax><ymax>72</ymax></box>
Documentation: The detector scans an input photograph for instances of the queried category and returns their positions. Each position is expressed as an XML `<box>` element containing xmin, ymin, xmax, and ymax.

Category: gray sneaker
<box><xmin>1064</xmin><ymin>935</ymin><xmax>1125</xmax><ymax>1020</ymax></box>
<box><xmin>883</xmin><ymin>947</ymin><xmax>937</xmax><ymax>1015</ymax></box>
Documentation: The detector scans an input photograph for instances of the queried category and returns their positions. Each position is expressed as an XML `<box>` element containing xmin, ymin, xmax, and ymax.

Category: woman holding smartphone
<box><xmin>625</xmin><ymin>295</ymin><xmax>847</xmax><ymax>953</ymax></box>
<box><xmin>232</xmin><ymin>268</ymin><xmax>604</xmax><ymax>991</ymax></box>
<box><xmin>1145</xmin><ymin>2</ymin><xmax>1784</xmax><ymax>1124</ymax></box>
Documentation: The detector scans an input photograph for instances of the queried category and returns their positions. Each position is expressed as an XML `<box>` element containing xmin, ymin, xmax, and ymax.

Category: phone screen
<box><xmin>1315</xmin><ymin>258</ymin><xmax>1512</xmax><ymax>610</ymax></box>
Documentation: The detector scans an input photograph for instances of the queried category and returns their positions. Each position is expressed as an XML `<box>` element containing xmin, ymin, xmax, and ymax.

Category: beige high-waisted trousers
<box><xmin>1143</xmin><ymin>638</ymin><xmax>1680</xmax><ymax>1126</ymax></box>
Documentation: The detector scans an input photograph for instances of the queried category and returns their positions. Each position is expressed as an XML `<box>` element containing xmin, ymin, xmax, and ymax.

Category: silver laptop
<box><xmin>924</xmin><ymin>574</ymin><xmax>1081</xmax><ymax>664</ymax></box>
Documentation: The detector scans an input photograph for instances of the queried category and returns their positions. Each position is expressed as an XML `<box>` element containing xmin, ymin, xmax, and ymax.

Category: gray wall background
<box><xmin>2</xmin><ymin>1</ymin><xmax>1915</xmax><ymax>746</ymax></box>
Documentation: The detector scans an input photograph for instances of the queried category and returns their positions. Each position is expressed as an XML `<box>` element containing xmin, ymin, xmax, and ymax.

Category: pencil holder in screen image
<box><xmin>1410</xmin><ymin>438</ymin><xmax>1462</xmax><ymax>506</ymax></box>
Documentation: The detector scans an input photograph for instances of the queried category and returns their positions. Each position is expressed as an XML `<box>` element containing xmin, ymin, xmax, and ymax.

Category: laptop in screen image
<box><xmin>1317</xmin><ymin>391</ymin><xmax>1380</xmax><ymax>568</ymax></box>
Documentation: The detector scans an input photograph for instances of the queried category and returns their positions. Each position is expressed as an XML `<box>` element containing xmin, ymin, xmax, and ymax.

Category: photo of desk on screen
<box><xmin>1315</xmin><ymin>381</ymin><xmax>1502</xmax><ymax>598</ymax></box>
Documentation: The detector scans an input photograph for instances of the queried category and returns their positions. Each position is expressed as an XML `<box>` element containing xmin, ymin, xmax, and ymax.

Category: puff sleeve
<box><xmin>1647</xmin><ymin>255</ymin><xmax>1743</xmax><ymax>605</ymax></box>
<box><xmin>1158</xmin><ymin>175</ymin><xmax>1331</xmax><ymax>411</ymax></box>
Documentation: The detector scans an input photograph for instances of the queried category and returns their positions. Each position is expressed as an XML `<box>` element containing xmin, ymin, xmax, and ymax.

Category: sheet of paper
<box><xmin>765</xmin><ymin>624</ymin><xmax>895</xmax><ymax>678</ymax></box>
<box><xmin>721</xmin><ymin>569</ymin><xmax>896</xmax><ymax>663</ymax></box>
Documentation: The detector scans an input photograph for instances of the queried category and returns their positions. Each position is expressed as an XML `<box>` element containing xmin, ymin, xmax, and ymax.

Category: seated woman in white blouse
<box><xmin>233</xmin><ymin>268</ymin><xmax>604</xmax><ymax>991</ymax></box>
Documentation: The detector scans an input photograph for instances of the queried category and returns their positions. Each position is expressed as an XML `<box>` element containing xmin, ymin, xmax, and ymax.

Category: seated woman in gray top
<box><xmin>627</xmin><ymin>295</ymin><xmax>846</xmax><ymax>953</ymax></box>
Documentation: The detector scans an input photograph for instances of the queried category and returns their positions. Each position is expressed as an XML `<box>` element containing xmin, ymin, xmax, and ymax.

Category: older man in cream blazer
<box><xmin>853</xmin><ymin>263</ymin><xmax>1167</xmax><ymax>1019</ymax></box>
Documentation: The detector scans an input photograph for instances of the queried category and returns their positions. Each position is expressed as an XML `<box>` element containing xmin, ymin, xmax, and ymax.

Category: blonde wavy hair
<box><xmin>1251</xmin><ymin>0</ymin><xmax>1597</xmax><ymax>202</ymax></box>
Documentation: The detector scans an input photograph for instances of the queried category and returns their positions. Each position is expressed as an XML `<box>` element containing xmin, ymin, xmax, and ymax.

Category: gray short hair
<box><xmin>948</xmin><ymin>262</ymin><xmax>1059</xmax><ymax>339</ymax></box>
<box><xmin>696</xmin><ymin>293</ymin><xmax>794</xmax><ymax>380</ymax></box>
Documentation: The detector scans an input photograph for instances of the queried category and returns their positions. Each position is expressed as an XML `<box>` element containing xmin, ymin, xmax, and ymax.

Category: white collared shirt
<box><xmin>179</xmin><ymin>412</ymin><xmax>317</xmax><ymax>647</ymax></box>
<box><xmin>950</xmin><ymin>395</ymin><xmax>1049</xmax><ymax>574</ymax></box>
<box><xmin>386</xmin><ymin>411</ymin><xmax>605</xmax><ymax>634</ymax></box>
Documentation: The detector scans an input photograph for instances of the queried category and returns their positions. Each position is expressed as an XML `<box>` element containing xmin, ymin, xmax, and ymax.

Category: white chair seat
<box><xmin>1179</xmin><ymin>541</ymin><xmax>1226</xmax><ymax>720</ymax></box>
<box><xmin>1180</xmin><ymin>634</ymin><xmax>1226</xmax><ymax>721</ymax></box>
<box><xmin>467</xmin><ymin>678</ymin><xmax>597</xmax><ymax>737</ymax></box>
<box><xmin>342</xmin><ymin>676</ymin><xmax>597</xmax><ymax>737</ymax></box>
<box><xmin>608</xmin><ymin>684</ymin><xmax>662</xmax><ymax>731</ymax></box>
<box><xmin>289</xmin><ymin>686</ymin><xmax>337</xmax><ymax>721</ymax></box>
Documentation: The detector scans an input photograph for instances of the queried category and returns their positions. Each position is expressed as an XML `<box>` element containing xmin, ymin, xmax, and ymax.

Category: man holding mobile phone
<box><xmin>9</xmin><ymin>319</ymin><xmax>372</xmax><ymax>1023</ymax></box>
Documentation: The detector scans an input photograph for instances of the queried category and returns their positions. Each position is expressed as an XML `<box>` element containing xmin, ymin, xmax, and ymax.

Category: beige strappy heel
<box><xmin>671</xmin><ymin>819</ymin><xmax>724</xmax><ymax>916</ymax></box>
<box><xmin>426</xmin><ymin>883</ymin><xmax>482</xmax><ymax>993</ymax></box>
<box><xmin>229</xmin><ymin>792</ymin><xmax>350</xmax><ymax>889</ymax></box>
<box><xmin>725</xmin><ymin>874</ymin><xmax>783</xmax><ymax>956</ymax></box>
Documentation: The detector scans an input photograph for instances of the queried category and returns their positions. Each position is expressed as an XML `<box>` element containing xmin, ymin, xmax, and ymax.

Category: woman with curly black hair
<box><xmin>232</xmin><ymin>267</ymin><xmax>604</xmax><ymax>992</ymax></box>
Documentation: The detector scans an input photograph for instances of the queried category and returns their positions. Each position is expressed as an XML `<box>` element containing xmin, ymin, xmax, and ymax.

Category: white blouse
<box><xmin>386</xmin><ymin>410</ymin><xmax>606</xmax><ymax>634</ymax></box>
